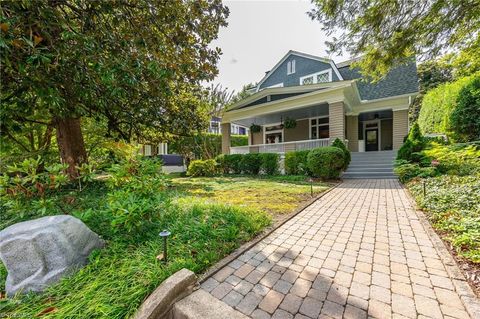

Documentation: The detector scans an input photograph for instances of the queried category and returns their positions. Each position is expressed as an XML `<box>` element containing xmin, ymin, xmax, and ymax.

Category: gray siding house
<box><xmin>222</xmin><ymin>50</ymin><xmax>418</xmax><ymax>155</ymax></box>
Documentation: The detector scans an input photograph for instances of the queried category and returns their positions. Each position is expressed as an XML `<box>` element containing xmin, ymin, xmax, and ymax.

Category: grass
<box><xmin>170</xmin><ymin>175</ymin><xmax>329</xmax><ymax>216</ymax></box>
<box><xmin>0</xmin><ymin>174</ymin><xmax>328</xmax><ymax>318</ymax></box>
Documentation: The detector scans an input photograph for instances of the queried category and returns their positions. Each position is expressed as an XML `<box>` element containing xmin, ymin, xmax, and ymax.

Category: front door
<box><xmin>365</xmin><ymin>128</ymin><xmax>379</xmax><ymax>151</ymax></box>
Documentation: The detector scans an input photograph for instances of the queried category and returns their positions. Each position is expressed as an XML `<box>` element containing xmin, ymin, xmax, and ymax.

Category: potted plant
<box><xmin>250</xmin><ymin>123</ymin><xmax>261</xmax><ymax>133</ymax></box>
<box><xmin>284</xmin><ymin>117</ymin><xmax>297</xmax><ymax>129</ymax></box>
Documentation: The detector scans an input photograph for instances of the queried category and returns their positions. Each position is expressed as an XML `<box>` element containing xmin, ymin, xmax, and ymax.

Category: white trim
<box><xmin>262</xmin><ymin>122</ymin><xmax>284</xmax><ymax>144</ymax></box>
<box><xmin>255</xmin><ymin>50</ymin><xmax>343</xmax><ymax>91</ymax></box>
<box><xmin>308</xmin><ymin>116</ymin><xmax>330</xmax><ymax>139</ymax></box>
<box><xmin>299</xmin><ymin>69</ymin><xmax>332</xmax><ymax>85</ymax></box>
<box><xmin>266</xmin><ymin>83</ymin><xmax>284</xmax><ymax>88</ymax></box>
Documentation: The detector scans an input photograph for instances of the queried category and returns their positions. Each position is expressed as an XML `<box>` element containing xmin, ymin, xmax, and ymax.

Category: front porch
<box><xmin>222</xmin><ymin>82</ymin><xmax>411</xmax><ymax>155</ymax></box>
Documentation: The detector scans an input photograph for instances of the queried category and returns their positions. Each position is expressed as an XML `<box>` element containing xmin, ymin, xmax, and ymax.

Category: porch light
<box><xmin>158</xmin><ymin>230</ymin><xmax>171</xmax><ymax>263</ymax></box>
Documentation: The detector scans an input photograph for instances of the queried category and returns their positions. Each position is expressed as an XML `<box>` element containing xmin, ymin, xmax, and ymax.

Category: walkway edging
<box><xmin>402</xmin><ymin>184</ymin><xmax>480</xmax><ymax>318</ymax></box>
<box><xmin>198</xmin><ymin>182</ymin><xmax>340</xmax><ymax>284</ymax></box>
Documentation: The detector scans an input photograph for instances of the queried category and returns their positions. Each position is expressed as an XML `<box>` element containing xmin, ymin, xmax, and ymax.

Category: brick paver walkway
<box><xmin>201</xmin><ymin>179</ymin><xmax>475</xmax><ymax>319</ymax></box>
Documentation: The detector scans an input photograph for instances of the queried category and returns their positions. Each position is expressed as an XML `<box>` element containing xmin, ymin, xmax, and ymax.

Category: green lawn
<box><xmin>0</xmin><ymin>175</ymin><xmax>328</xmax><ymax>319</ymax></box>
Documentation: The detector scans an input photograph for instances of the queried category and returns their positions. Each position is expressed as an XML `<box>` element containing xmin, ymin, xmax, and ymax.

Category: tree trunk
<box><xmin>55</xmin><ymin>117</ymin><xmax>88</xmax><ymax>178</ymax></box>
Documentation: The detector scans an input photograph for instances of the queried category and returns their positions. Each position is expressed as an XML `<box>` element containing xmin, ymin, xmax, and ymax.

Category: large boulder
<box><xmin>0</xmin><ymin>215</ymin><xmax>105</xmax><ymax>295</ymax></box>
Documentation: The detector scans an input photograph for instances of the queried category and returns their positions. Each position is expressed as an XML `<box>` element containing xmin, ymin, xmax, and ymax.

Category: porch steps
<box><xmin>342</xmin><ymin>151</ymin><xmax>396</xmax><ymax>179</ymax></box>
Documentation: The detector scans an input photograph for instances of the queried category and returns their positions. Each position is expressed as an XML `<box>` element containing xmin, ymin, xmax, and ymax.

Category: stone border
<box><xmin>198</xmin><ymin>182</ymin><xmax>340</xmax><ymax>283</ymax></box>
<box><xmin>134</xmin><ymin>268</ymin><xmax>197</xmax><ymax>319</ymax></box>
<box><xmin>402</xmin><ymin>184</ymin><xmax>480</xmax><ymax>318</ymax></box>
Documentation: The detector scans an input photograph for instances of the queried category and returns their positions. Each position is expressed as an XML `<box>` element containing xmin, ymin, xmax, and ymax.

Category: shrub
<box><xmin>307</xmin><ymin>147</ymin><xmax>344</xmax><ymax>179</ymax></box>
<box><xmin>285</xmin><ymin>150</ymin><xmax>310</xmax><ymax>175</ymax></box>
<box><xmin>331</xmin><ymin>138</ymin><xmax>351</xmax><ymax>170</ymax></box>
<box><xmin>397</xmin><ymin>123</ymin><xmax>425</xmax><ymax>161</ymax></box>
<box><xmin>187</xmin><ymin>159</ymin><xmax>217</xmax><ymax>177</ymax></box>
<box><xmin>418</xmin><ymin>76</ymin><xmax>473</xmax><ymax>138</ymax></box>
<box><xmin>240</xmin><ymin>153</ymin><xmax>262</xmax><ymax>175</ymax></box>
<box><xmin>222</xmin><ymin>154</ymin><xmax>244</xmax><ymax>174</ymax></box>
<box><xmin>260</xmin><ymin>153</ymin><xmax>279</xmax><ymax>175</ymax></box>
<box><xmin>394</xmin><ymin>163</ymin><xmax>437</xmax><ymax>183</ymax></box>
<box><xmin>450</xmin><ymin>76</ymin><xmax>480</xmax><ymax>142</ymax></box>
<box><xmin>422</xmin><ymin>142</ymin><xmax>480</xmax><ymax>175</ymax></box>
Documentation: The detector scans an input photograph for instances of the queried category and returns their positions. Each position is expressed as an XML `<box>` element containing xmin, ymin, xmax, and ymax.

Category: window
<box><xmin>302</xmin><ymin>76</ymin><xmax>314</xmax><ymax>85</ymax></box>
<box><xmin>310</xmin><ymin>117</ymin><xmax>329</xmax><ymax>139</ymax></box>
<box><xmin>300</xmin><ymin>69</ymin><xmax>332</xmax><ymax>85</ymax></box>
<box><xmin>287</xmin><ymin>60</ymin><xmax>296</xmax><ymax>75</ymax></box>
<box><xmin>264</xmin><ymin>124</ymin><xmax>283</xmax><ymax>144</ymax></box>
<box><xmin>209</xmin><ymin>121</ymin><xmax>220</xmax><ymax>134</ymax></box>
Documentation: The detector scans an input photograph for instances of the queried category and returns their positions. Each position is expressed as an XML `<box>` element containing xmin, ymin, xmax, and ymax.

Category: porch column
<box><xmin>393</xmin><ymin>109</ymin><xmax>409</xmax><ymax>150</ymax></box>
<box><xmin>329</xmin><ymin>101</ymin><xmax>345</xmax><ymax>143</ymax></box>
<box><xmin>221</xmin><ymin>123</ymin><xmax>231</xmax><ymax>154</ymax></box>
<box><xmin>346</xmin><ymin>115</ymin><xmax>359</xmax><ymax>152</ymax></box>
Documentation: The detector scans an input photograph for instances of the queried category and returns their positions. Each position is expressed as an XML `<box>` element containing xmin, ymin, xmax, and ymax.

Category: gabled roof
<box><xmin>255</xmin><ymin>50</ymin><xmax>344</xmax><ymax>91</ymax></box>
<box><xmin>229</xmin><ymin>81</ymin><xmax>353</xmax><ymax>111</ymax></box>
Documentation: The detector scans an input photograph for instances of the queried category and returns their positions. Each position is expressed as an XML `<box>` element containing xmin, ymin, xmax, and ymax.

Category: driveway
<box><xmin>201</xmin><ymin>179</ymin><xmax>477</xmax><ymax>318</ymax></box>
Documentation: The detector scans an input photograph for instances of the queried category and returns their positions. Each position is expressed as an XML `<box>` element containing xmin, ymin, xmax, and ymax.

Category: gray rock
<box><xmin>0</xmin><ymin>215</ymin><xmax>105</xmax><ymax>295</ymax></box>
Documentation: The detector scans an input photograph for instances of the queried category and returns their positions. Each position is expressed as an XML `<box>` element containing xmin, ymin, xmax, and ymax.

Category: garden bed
<box><xmin>0</xmin><ymin>174</ymin><xmax>328</xmax><ymax>318</ymax></box>
<box><xmin>407</xmin><ymin>175</ymin><xmax>480</xmax><ymax>295</ymax></box>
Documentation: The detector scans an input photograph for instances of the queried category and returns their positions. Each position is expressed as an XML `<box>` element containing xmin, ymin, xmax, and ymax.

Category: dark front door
<box><xmin>365</xmin><ymin>128</ymin><xmax>379</xmax><ymax>151</ymax></box>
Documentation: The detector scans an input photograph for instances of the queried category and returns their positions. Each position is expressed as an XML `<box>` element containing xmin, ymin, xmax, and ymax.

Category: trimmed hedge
<box><xmin>418</xmin><ymin>75</ymin><xmax>475</xmax><ymax>140</ymax></box>
<box><xmin>240</xmin><ymin>153</ymin><xmax>262</xmax><ymax>175</ymax></box>
<box><xmin>285</xmin><ymin>150</ymin><xmax>310</xmax><ymax>175</ymax></box>
<box><xmin>260</xmin><ymin>153</ymin><xmax>280</xmax><ymax>175</ymax></box>
<box><xmin>331</xmin><ymin>138</ymin><xmax>351</xmax><ymax>170</ymax></box>
<box><xmin>216</xmin><ymin>154</ymin><xmax>243</xmax><ymax>174</ymax></box>
<box><xmin>450</xmin><ymin>76</ymin><xmax>480</xmax><ymax>142</ymax></box>
<box><xmin>307</xmin><ymin>147</ymin><xmax>345</xmax><ymax>179</ymax></box>
<box><xmin>186</xmin><ymin>159</ymin><xmax>217</xmax><ymax>177</ymax></box>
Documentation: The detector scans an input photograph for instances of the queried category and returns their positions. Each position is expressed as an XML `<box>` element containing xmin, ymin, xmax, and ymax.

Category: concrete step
<box><xmin>346</xmin><ymin>167</ymin><xmax>393</xmax><ymax>173</ymax></box>
<box><xmin>343</xmin><ymin>175</ymin><xmax>397</xmax><ymax>179</ymax></box>
<box><xmin>173</xmin><ymin>289</ymin><xmax>248</xmax><ymax>319</ymax></box>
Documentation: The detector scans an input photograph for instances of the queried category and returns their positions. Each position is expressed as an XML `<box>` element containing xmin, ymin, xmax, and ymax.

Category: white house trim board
<box><xmin>255</xmin><ymin>50</ymin><xmax>344</xmax><ymax>91</ymax></box>
<box><xmin>266</xmin><ymin>83</ymin><xmax>284</xmax><ymax>88</ymax></box>
<box><xmin>229</xmin><ymin>80</ymin><xmax>353</xmax><ymax>111</ymax></box>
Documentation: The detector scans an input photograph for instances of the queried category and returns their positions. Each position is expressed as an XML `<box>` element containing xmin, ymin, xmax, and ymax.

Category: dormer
<box><xmin>256</xmin><ymin>50</ymin><xmax>343</xmax><ymax>91</ymax></box>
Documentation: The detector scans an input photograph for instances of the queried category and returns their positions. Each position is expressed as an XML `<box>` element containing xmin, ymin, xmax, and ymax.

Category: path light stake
<box><xmin>159</xmin><ymin>230</ymin><xmax>171</xmax><ymax>263</ymax></box>
<box><xmin>309</xmin><ymin>178</ymin><xmax>314</xmax><ymax>197</ymax></box>
<box><xmin>423</xmin><ymin>179</ymin><xmax>426</xmax><ymax>198</ymax></box>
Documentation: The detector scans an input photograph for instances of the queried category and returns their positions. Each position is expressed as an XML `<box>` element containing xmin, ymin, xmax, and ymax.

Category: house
<box><xmin>209</xmin><ymin>116</ymin><xmax>249</xmax><ymax>135</ymax></box>
<box><xmin>221</xmin><ymin>51</ymin><xmax>418</xmax><ymax>155</ymax></box>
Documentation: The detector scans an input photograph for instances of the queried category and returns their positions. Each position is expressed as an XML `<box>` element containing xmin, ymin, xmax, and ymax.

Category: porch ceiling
<box><xmin>232</xmin><ymin>103</ymin><xmax>328</xmax><ymax>126</ymax></box>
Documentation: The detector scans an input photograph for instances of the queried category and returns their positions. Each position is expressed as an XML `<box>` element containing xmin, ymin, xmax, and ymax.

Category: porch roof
<box><xmin>223</xmin><ymin>80</ymin><xmax>418</xmax><ymax>125</ymax></box>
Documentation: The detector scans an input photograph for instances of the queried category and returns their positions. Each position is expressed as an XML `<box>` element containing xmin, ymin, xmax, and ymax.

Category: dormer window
<box><xmin>299</xmin><ymin>69</ymin><xmax>332</xmax><ymax>85</ymax></box>
<box><xmin>287</xmin><ymin>60</ymin><xmax>296</xmax><ymax>75</ymax></box>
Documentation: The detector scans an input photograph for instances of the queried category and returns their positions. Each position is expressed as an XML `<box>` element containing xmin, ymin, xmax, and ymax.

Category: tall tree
<box><xmin>309</xmin><ymin>0</ymin><xmax>480</xmax><ymax>79</ymax></box>
<box><xmin>1</xmin><ymin>0</ymin><xmax>228</xmax><ymax>176</ymax></box>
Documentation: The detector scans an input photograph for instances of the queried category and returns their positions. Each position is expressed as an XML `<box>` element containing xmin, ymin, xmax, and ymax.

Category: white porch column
<box><xmin>221</xmin><ymin>123</ymin><xmax>231</xmax><ymax>154</ymax></box>
<box><xmin>393</xmin><ymin>109</ymin><xmax>409</xmax><ymax>150</ymax></box>
<box><xmin>329</xmin><ymin>101</ymin><xmax>345</xmax><ymax>143</ymax></box>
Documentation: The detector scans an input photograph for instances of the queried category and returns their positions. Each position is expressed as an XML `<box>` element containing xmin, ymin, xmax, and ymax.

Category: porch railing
<box><xmin>230</xmin><ymin>138</ymin><xmax>332</xmax><ymax>154</ymax></box>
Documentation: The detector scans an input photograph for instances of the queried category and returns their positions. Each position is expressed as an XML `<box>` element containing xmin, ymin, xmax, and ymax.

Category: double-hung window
<box><xmin>287</xmin><ymin>60</ymin><xmax>296</xmax><ymax>75</ymax></box>
<box><xmin>310</xmin><ymin>117</ymin><xmax>329</xmax><ymax>139</ymax></box>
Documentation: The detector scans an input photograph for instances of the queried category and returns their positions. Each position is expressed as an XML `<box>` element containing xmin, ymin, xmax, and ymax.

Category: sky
<box><xmin>210</xmin><ymin>0</ymin><xmax>350</xmax><ymax>93</ymax></box>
